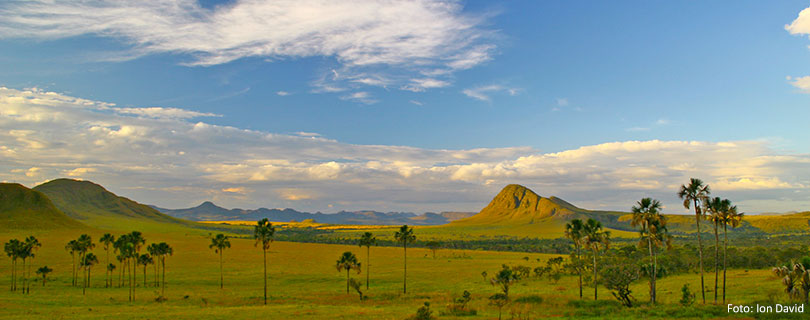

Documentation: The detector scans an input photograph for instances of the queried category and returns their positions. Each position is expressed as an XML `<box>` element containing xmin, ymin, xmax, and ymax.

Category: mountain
<box><xmin>33</xmin><ymin>179</ymin><xmax>197</xmax><ymax>231</ymax></box>
<box><xmin>0</xmin><ymin>183</ymin><xmax>86</xmax><ymax>230</ymax></box>
<box><xmin>451</xmin><ymin>184</ymin><xmax>628</xmax><ymax>228</ymax></box>
<box><xmin>153</xmin><ymin>201</ymin><xmax>475</xmax><ymax>225</ymax></box>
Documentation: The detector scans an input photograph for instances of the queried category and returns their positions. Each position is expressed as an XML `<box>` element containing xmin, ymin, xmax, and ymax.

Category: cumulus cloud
<box><xmin>1</xmin><ymin>87</ymin><xmax>808</xmax><ymax>213</ymax></box>
<box><xmin>786</xmin><ymin>7</ymin><xmax>810</xmax><ymax>35</ymax></box>
<box><xmin>787</xmin><ymin>76</ymin><xmax>810</xmax><ymax>93</ymax></box>
<box><xmin>0</xmin><ymin>0</ymin><xmax>496</xmax><ymax>93</ymax></box>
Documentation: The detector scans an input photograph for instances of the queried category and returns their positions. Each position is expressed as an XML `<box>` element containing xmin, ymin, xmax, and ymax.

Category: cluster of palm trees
<box><xmin>562</xmin><ymin>178</ymin><xmax>743</xmax><ymax>306</ymax></box>
<box><xmin>678</xmin><ymin>178</ymin><xmax>743</xmax><ymax>305</ymax></box>
<box><xmin>564</xmin><ymin>218</ymin><xmax>610</xmax><ymax>301</ymax></box>
<box><xmin>63</xmin><ymin>232</ymin><xmax>173</xmax><ymax>300</ymax></box>
<box><xmin>4</xmin><ymin>236</ymin><xmax>41</xmax><ymax>293</ymax></box>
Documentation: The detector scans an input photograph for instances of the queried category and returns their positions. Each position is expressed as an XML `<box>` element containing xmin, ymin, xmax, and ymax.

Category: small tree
<box><xmin>410</xmin><ymin>302</ymin><xmax>434</xmax><ymax>320</ymax></box>
<box><xmin>426</xmin><ymin>241</ymin><xmax>441</xmax><ymax>259</ymax></box>
<box><xmin>348</xmin><ymin>278</ymin><xmax>364</xmax><ymax>301</ymax></box>
<box><xmin>481</xmin><ymin>271</ymin><xmax>488</xmax><ymax>282</ymax></box>
<box><xmin>680</xmin><ymin>284</ymin><xmax>696</xmax><ymax>306</ymax></box>
<box><xmin>601</xmin><ymin>261</ymin><xmax>640</xmax><ymax>307</ymax></box>
<box><xmin>489</xmin><ymin>293</ymin><xmax>509</xmax><ymax>320</ymax></box>
<box><xmin>490</xmin><ymin>265</ymin><xmax>519</xmax><ymax>297</ymax></box>
<box><xmin>336</xmin><ymin>251</ymin><xmax>361</xmax><ymax>294</ymax></box>
<box><xmin>36</xmin><ymin>266</ymin><xmax>53</xmax><ymax>286</ymax></box>
<box><xmin>546</xmin><ymin>257</ymin><xmax>565</xmax><ymax>283</ymax></box>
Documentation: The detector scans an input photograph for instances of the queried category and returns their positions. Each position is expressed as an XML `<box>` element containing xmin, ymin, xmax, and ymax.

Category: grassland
<box><xmin>1</xmin><ymin>228</ymin><xmax>799</xmax><ymax>320</ymax></box>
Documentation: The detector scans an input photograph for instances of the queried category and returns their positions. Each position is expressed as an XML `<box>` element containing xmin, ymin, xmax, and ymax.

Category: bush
<box><xmin>407</xmin><ymin>302</ymin><xmax>435</xmax><ymax>320</ymax></box>
<box><xmin>441</xmin><ymin>290</ymin><xmax>477</xmax><ymax>316</ymax></box>
<box><xmin>679</xmin><ymin>284</ymin><xmax>695</xmax><ymax>307</ymax></box>
<box><xmin>513</xmin><ymin>295</ymin><xmax>543</xmax><ymax>304</ymax></box>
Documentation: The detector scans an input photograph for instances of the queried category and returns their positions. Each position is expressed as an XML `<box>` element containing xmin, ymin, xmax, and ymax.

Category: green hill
<box><xmin>32</xmin><ymin>179</ymin><xmax>203</xmax><ymax>232</ymax></box>
<box><xmin>0</xmin><ymin>183</ymin><xmax>86</xmax><ymax>230</ymax></box>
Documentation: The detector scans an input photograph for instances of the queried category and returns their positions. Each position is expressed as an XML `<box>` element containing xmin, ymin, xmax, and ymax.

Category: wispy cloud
<box><xmin>340</xmin><ymin>91</ymin><xmax>378</xmax><ymax>104</ymax></box>
<box><xmin>113</xmin><ymin>107</ymin><xmax>220</xmax><ymax>119</ymax></box>
<box><xmin>462</xmin><ymin>85</ymin><xmax>519</xmax><ymax>102</ymax></box>
<box><xmin>400</xmin><ymin>78</ymin><xmax>450</xmax><ymax>92</ymax></box>
<box><xmin>0</xmin><ymin>0</ymin><xmax>496</xmax><ymax>94</ymax></box>
<box><xmin>276</xmin><ymin>91</ymin><xmax>291</xmax><ymax>96</ymax></box>
<box><xmin>2</xmin><ymin>87</ymin><xmax>808</xmax><ymax>213</ymax></box>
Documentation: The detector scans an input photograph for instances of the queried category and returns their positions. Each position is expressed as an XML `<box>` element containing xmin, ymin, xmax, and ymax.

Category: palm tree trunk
<box><xmin>576</xmin><ymin>244</ymin><xmax>582</xmax><ymax>299</ymax></box>
<box><xmin>143</xmin><ymin>265</ymin><xmax>147</xmax><ymax>287</ymax></box>
<box><xmin>723</xmin><ymin>223</ymin><xmax>728</xmax><ymax>304</ymax></box>
<box><xmin>105</xmin><ymin>247</ymin><xmax>109</xmax><ymax>288</ymax></box>
<box><xmin>42</xmin><ymin>274</ymin><xmax>46</xmax><ymax>286</ymax></box>
<box><xmin>263</xmin><ymin>248</ymin><xmax>267</xmax><ymax>305</ymax></box>
<box><xmin>714</xmin><ymin>221</ymin><xmax>719</xmax><ymax>303</ymax></box>
<box><xmin>71</xmin><ymin>253</ymin><xmax>75</xmax><ymax>287</ymax></box>
<box><xmin>653</xmin><ymin>249</ymin><xmax>658</xmax><ymax>305</ymax></box>
<box><xmin>592</xmin><ymin>248</ymin><xmax>598</xmax><ymax>300</ymax></box>
<box><xmin>161</xmin><ymin>256</ymin><xmax>166</xmax><ymax>297</ymax></box>
<box><xmin>346</xmin><ymin>269</ymin><xmax>350</xmax><ymax>294</ymax></box>
<box><xmin>694</xmin><ymin>200</ymin><xmax>706</xmax><ymax>304</ymax></box>
<box><xmin>403</xmin><ymin>242</ymin><xmax>407</xmax><ymax>294</ymax></box>
<box><xmin>10</xmin><ymin>259</ymin><xmax>15</xmax><ymax>291</ymax></box>
<box><xmin>132</xmin><ymin>258</ymin><xmax>136</xmax><ymax>301</ymax></box>
<box><xmin>88</xmin><ymin>267</ymin><xmax>92</xmax><ymax>290</ymax></box>
<box><xmin>366</xmin><ymin>245</ymin><xmax>370</xmax><ymax>290</ymax></box>
<box><xmin>82</xmin><ymin>267</ymin><xmax>86</xmax><ymax>295</ymax></box>
<box><xmin>21</xmin><ymin>258</ymin><xmax>25</xmax><ymax>295</ymax></box>
<box><xmin>220</xmin><ymin>250</ymin><xmax>224</xmax><ymax>289</ymax></box>
<box><xmin>647</xmin><ymin>228</ymin><xmax>655</xmax><ymax>304</ymax></box>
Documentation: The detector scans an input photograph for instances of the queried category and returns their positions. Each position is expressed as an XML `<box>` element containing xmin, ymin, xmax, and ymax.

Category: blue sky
<box><xmin>1</xmin><ymin>1</ymin><xmax>809</xmax><ymax>214</ymax></box>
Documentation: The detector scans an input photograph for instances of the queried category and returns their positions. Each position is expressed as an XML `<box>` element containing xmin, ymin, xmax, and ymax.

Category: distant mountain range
<box><xmin>151</xmin><ymin>201</ymin><xmax>476</xmax><ymax>226</ymax></box>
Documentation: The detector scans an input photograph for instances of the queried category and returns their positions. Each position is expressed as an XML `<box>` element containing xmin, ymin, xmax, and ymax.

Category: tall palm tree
<box><xmin>565</xmin><ymin>219</ymin><xmax>585</xmax><ymax>299</ymax></box>
<box><xmin>5</xmin><ymin>239</ymin><xmax>21</xmax><ymax>292</ymax></box>
<box><xmin>23</xmin><ymin>236</ymin><xmax>40</xmax><ymax>294</ymax></box>
<box><xmin>209</xmin><ymin>234</ymin><xmax>231</xmax><ymax>289</ymax></box>
<box><xmin>704</xmin><ymin>196</ymin><xmax>727</xmax><ymax>303</ymax></box>
<box><xmin>17</xmin><ymin>239</ymin><xmax>32</xmax><ymax>296</ymax></box>
<box><xmin>722</xmin><ymin>202</ymin><xmax>742</xmax><ymax>304</ymax></box>
<box><xmin>631</xmin><ymin>198</ymin><xmax>670</xmax><ymax>304</ymax></box>
<box><xmin>107</xmin><ymin>263</ymin><xmax>116</xmax><ymax>288</ymax></box>
<box><xmin>336</xmin><ymin>251</ymin><xmax>362</xmax><ymax>294</ymax></box>
<box><xmin>147</xmin><ymin>243</ymin><xmax>160</xmax><ymax>287</ymax></box>
<box><xmin>81</xmin><ymin>253</ymin><xmax>99</xmax><ymax>295</ymax></box>
<box><xmin>394</xmin><ymin>225</ymin><xmax>416</xmax><ymax>294</ymax></box>
<box><xmin>138</xmin><ymin>254</ymin><xmax>153</xmax><ymax>287</ymax></box>
<box><xmin>156</xmin><ymin>242</ymin><xmax>173</xmax><ymax>297</ymax></box>
<box><xmin>100</xmin><ymin>234</ymin><xmax>115</xmax><ymax>288</ymax></box>
<box><xmin>36</xmin><ymin>266</ymin><xmax>53</xmax><ymax>287</ymax></box>
<box><xmin>678</xmin><ymin>178</ymin><xmax>710</xmax><ymax>304</ymax></box>
<box><xmin>254</xmin><ymin>218</ymin><xmax>275</xmax><ymax>305</ymax></box>
<box><xmin>358</xmin><ymin>232</ymin><xmax>376</xmax><ymax>290</ymax></box>
<box><xmin>583</xmin><ymin>218</ymin><xmax>610</xmax><ymax>300</ymax></box>
<box><xmin>126</xmin><ymin>232</ymin><xmax>145</xmax><ymax>300</ymax></box>
<box><xmin>65</xmin><ymin>240</ymin><xmax>80</xmax><ymax>287</ymax></box>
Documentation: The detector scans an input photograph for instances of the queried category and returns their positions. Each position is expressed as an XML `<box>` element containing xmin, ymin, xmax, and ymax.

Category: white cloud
<box><xmin>340</xmin><ymin>91</ymin><xmax>377</xmax><ymax>104</ymax></box>
<box><xmin>400</xmin><ymin>78</ymin><xmax>451</xmax><ymax>92</ymax></box>
<box><xmin>557</xmin><ymin>98</ymin><xmax>569</xmax><ymax>107</ymax></box>
<box><xmin>787</xmin><ymin>76</ymin><xmax>810</xmax><ymax>93</ymax></box>
<box><xmin>0</xmin><ymin>0</ymin><xmax>496</xmax><ymax>93</ymax></box>
<box><xmin>113</xmin><ymin>107</ymin><xmax>220</xmax><ymax>119</ymax></box>
<box><xmin>276</xmin><ymin>91</ymin><xmax>290</xmax><ymax>96</ymax></box>
<box><xmin>1</xmin><ymin>87</ymin><xmax>809</xmax><ymax>213</ymax></box>
<box><xmin>409</xmin><ymin>100</ymin><xmax>424</xmax><ymax>106</ymax></box>
<box><xmin>462</xmin><ymin>85</ymin><xmax>518</xmax><ymax>102</ymax></box>
<box><xmin>786</xmin><ymin>7</ymin><xmax>810</xmax><ymax>35</ymax></box>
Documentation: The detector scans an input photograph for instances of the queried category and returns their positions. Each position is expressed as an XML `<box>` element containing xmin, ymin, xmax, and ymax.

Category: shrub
<box><xmin>679</xmin><ymin>284</ymin><xmax>695</xmax><ymax>307</ymax></box>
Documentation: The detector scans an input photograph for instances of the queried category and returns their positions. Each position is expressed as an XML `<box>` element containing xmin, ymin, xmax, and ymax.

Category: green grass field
<box><xmin>0</xmin><ymin>229</ymin><xmax>796</xmax><ymax>320</ymax></box>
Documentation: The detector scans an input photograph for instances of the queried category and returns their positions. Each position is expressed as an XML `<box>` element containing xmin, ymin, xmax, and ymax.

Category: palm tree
<box><xmin>107</xmin><ymin>263</ymin><xmax>116</xmax><ymax>288</ymax></box>
<box><xmin>65</xmin><ymin>240</ymin><xmax>80</xmax><ymax>287</ymax></box>
<box><xmin>678</xmin><ymin>178</ymin><xmax>710</xmax><ymax>304</ymax></box>
<box><xmin>17</xmin><ymin>239</ymin><xmax>32</xmax><ymax>295</ymax></box>
<box><xmin>721</xmin><ymin>202</ymin><xmax>742</xmax><ymax>304</ymax></box>
<box><xmin>156</xmin><ymin>242</ymin><xmax>173</xmax><ymax>297</ymax></box>
<box><xmin>254</xmin><ymin>218</ymin><xmax>275</xmax><ymax>305</ymax></box>
<box><xmin>209</xmin><ymin>234</ymin><xmax>231</xmax><ymax>289</ymax></box>
<box><xmin>147</xmin><ymin>243</ymin><xmax>160</xmax><ymax>287</ymax></box>
<box><xmin>76</xmin><ymin>234</ymin><xmax>94</xmax><ymax>295</ymax></box>
<box><xmin>5</xmin><ymin>239</ymin><xmax>21</xmax><ymax>292</ymax></box>
<box><xmin>100</xmin><ymin>234</ymin><xmax>115</xmax><ymax>288</ymax></box>
<box><xmin>631</xmin><ymin>198</ymin><xmax>670</xmax><ymax>304</ymax></box>
<box><xmin>583</xmin><ymin>218</ymin><xmax>610</xmax><ymax>300</ymax></box>
<box><xmin>22</xmin><ymin>236</ymin><xmax>40</xmax><ymax>294</ymax></box>
<box><xmin>81</xmin><ymin>253</ymin><xmax>98</xmax><ymax>295</ymax></box>
<box><xmin>358</xmin><ymin>232</ymin><xmax>376</xmax><ymax>290</ymax></box>
<box><xmin>336</xmin><ymin>251</ymin><xmax>362</xmax><ymax>294</ymax></box>
<box><xmin>565</xmin><ymin>219</ymin><xmax>585</xmax><ymax>299</ymax></box>
<box><xmin>126</xmin><ymin>232</ymin><xmax>145</xmax><ymax>300</ymax></box>
<box><xmin>138</xmin><ymin>254</ymin><xmax>153</xmax><ymax>287</ymax></box>
<box><xmin>36</xmin><ymin>266</ymin><xmax>53</xmax><ymax>286</ymax></box>
<box><xmin>394</xmin><ymin>225</ymin><xmax>416</xmax><ymax>294</ymax></box>
<box><xmin>704</xmin><ymin>196</ymin><xmax>728</xmax><ymax>303</ymax></box>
